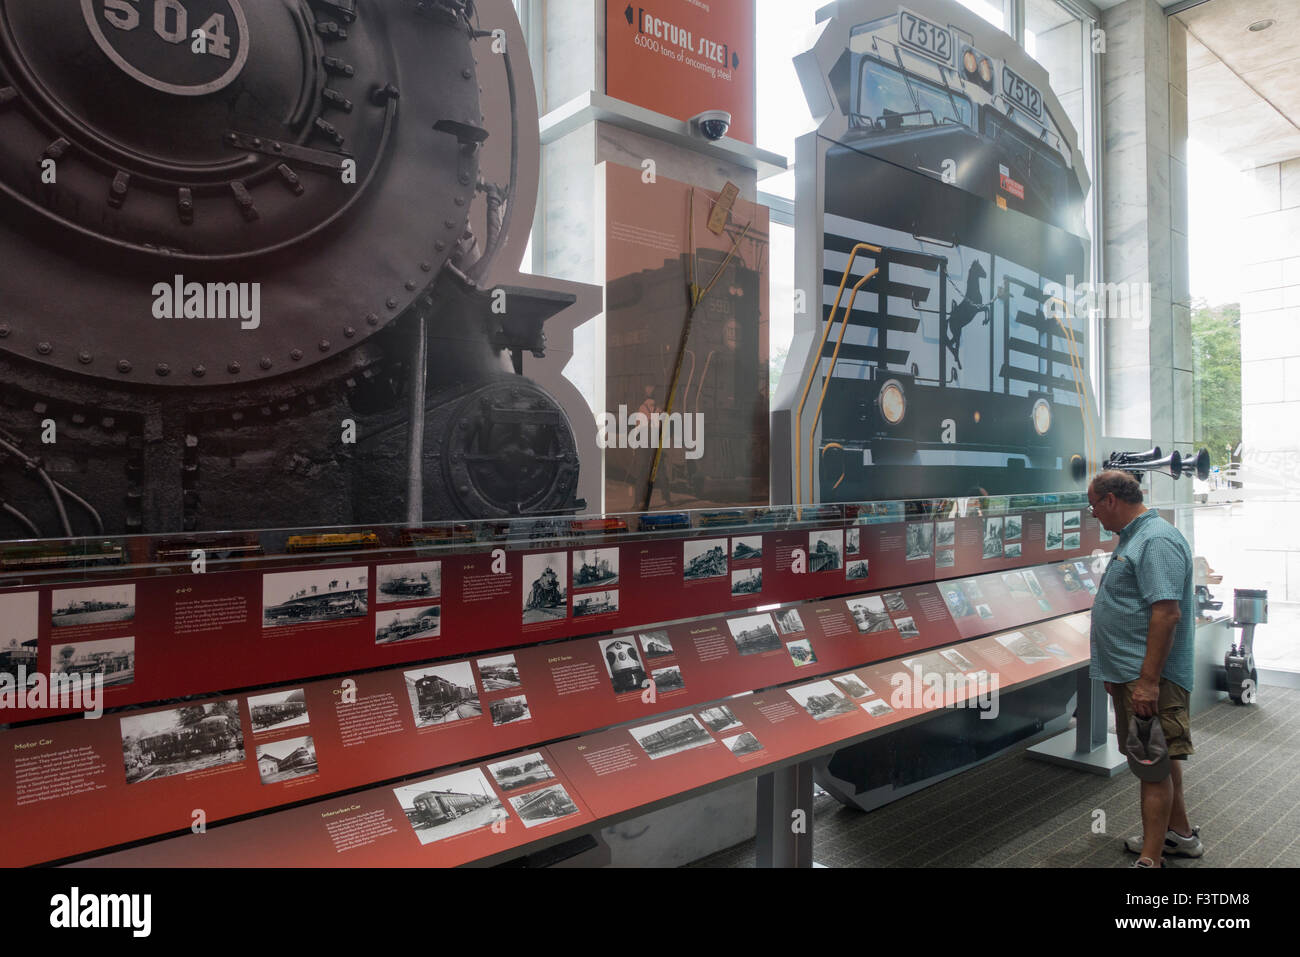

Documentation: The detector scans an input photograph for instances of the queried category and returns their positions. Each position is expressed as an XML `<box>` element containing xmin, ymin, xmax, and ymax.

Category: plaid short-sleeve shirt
<box><xmin>1089</xmin><ymin>509</ymin><xmax>1195</xmax><ymax>691</ymax></box>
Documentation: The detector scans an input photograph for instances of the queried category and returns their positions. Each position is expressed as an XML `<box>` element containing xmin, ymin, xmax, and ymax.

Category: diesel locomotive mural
<box><xmin>775</xmin><ymin>0</ymin><xmax>1100</xmax><ymax>503</ymax></box>
<box><xmin>0</xmin><ymin>0</ymin><xmax>597</xmax><ymax>539</ymax></box>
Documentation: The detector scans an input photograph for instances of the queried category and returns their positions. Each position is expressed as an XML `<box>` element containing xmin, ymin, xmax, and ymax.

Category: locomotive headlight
<box><xmin>979</xmin><ymin>58</ymin><xmax>993</xmax><ymax>84</ymax></box>
<box><xmin>1032</xmin><ymin>398</ymin><xmax>1052</xmax><ymax>435</ymax></box>
<box><xmin>963</xmin><ymin>50</ymin><xmax>978</xmax><ymax>74</ymax></box>
<box><xmin>878</xmin><ymin>379</ymin><xmax>907</xmax><ymax>425</ymax></box>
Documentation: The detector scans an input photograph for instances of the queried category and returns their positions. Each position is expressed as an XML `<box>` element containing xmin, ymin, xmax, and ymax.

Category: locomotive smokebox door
<box><xmin>0</xmin><ymin>0</ymin><xmax>593</xmax><ymax>534</ymax></box>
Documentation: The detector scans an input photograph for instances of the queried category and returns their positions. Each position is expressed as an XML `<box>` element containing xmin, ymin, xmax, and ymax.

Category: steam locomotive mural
<box><xmin>777</xmin><ymin>0</ymin><xmax>1099</xmax><ymax>503</ymax></box>
<box><xmin>0</xmin><ymin>0</ymin><xmax>592</xmax><ymax>540</ymax></box>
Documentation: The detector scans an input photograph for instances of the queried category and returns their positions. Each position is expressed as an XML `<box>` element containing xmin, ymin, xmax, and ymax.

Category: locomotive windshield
<box><xmin>854</xmin><ymin>57</ymin><xmax>972</xmax><ymax>131</ymax></box>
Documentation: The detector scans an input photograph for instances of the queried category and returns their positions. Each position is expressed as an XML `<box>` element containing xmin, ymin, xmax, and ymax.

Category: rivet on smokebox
<box><xmin>462</xmin><ymin>68</ymin><xmax>473</xmax><ymax>79</ymax></box>
<box><xmin>366</xmin><ymin>313</ymin><xmax>380</xmax><ymax>326</ymax></box>
<box><xmin>260</xmin><ymin>356</ymin><xmax>273</xmax><ymax>369</ymax></box>
<box><xmin>228</xmin><ymin>361</ymin><xmax>241</xmax><ymax>374</ymax></box>
<box><xmin>117</xmin><ymin>360</ymin><xmax>132</xmax><ymax>373</ymax></box>
<box><xmin>290</xmin><ymin>349</ymin><xmax>304</xmax><ymax>361</ymax></box>
<box><xmin>386</xmin><ymin>297</ymin><xmax>398</xmax><ymax>309</ymax></box>
<box><xmin>36</xmin><ymin>341</ymin><xmax>52</xmax><ymax>355</ymax></box>
<box><xmin>318</xmin><ymin>339</ymin><xmax>331</xmax><ymax>352</ymax></box>
<box><xmin>192</xmin><ymin>365</ymin><xmax>206</xmax><ymax>378</ymax></box>
<box><xmin>155</xmin><ymin>363</ymin><xmax>170</xmax><ymax>377</ymax></box>
<box><xmin>420</xmin><ymin>262</ymin><xmax>432</xmax><ymax>272</ymax></box>
<box><xmin>405</xmin><ymin>280</ymin><xmax>417</xmax><ymax>291</ymax></box>
<box><xmin>78</xmin><ymin>351</ymin><xmax>93</xmax><ymax>365</ymax></box>
<box><xmin>0</xmin><ymin>323</ymin><xmax>9</xmax><ymax>337</ymax></box>
<box><xmin>343</xmin><ymin>326</ymin><xmax>356</xmax><ymax>338</ymax></box>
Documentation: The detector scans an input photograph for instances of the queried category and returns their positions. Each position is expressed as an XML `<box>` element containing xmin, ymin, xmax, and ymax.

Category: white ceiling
<box><xmin>1179</xmin><ymin>0</ymin><xmax>1300</xmax><ymax>167</ymax></box>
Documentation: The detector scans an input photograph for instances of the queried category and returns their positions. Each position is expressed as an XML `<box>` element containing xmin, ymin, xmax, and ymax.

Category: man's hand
<box><xmin>1131</xmin><ymin>675</ymin><xmax>1160</xmax><ymax>718</ymax></box>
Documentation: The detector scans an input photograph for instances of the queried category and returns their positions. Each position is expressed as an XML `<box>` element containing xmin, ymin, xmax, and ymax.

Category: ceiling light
<box><xmin>1248</xmin><ymin>19</ymin><xmax>1275</xmax><ymax>32</ymax></box>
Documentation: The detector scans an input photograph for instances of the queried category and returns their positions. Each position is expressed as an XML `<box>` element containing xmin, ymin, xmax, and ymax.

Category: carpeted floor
<box><xmin>690</xmin><ymin>685</ymin><xmax>1300</xmax><ymax>867</ymax></box>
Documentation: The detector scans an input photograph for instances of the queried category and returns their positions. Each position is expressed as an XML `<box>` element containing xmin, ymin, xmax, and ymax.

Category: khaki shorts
<box><xmin>1111</xmin><ymin>678</ymin><xmax>1193</xmax><ymax>759</ymax></box>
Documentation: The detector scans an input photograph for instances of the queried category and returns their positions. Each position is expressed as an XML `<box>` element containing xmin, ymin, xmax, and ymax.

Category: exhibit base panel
<box><xmin>1026</xmin><ymin>669</ymin><xmax>1126</xmax><ymax>776</ymax></box>
<box><xmin>756</xmin><ymin>761</ymin><xmax>816</xmax><ymax>868</ymax></box>
<box><xmin>817</xmin><ymin>671</ymin><xmax>1080</xmax><ymax>813</ymax></box>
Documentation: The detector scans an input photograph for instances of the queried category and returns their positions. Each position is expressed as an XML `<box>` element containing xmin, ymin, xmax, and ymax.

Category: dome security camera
<box><xmin>691</xmin><ymin>110</ymin><xmax>732</xmax><ymax>141</ymax></box>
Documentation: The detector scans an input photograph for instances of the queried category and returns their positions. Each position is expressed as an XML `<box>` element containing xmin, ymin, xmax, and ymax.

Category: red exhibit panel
<box><xmin>72</xmin><ymin>748</ymin><xmax>594</xmax><ymax>868</ymax></box>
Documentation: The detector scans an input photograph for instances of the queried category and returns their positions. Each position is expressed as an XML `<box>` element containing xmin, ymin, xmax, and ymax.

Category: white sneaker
<box><xmin>1124</xmin><ymin>826</ymin><xmax>1203</xmax><ymax>858</ymax></box>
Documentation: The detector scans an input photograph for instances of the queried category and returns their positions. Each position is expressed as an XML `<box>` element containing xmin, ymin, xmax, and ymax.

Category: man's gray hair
<box><xmin>1091</xmin><ymin>470</ymin><xmax>1144</xmax><ymax>504</ymax></box>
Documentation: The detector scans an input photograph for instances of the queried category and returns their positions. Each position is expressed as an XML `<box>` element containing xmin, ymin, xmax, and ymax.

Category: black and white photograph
<box><xmin>786</xmin><ymin>638</ymin><xmax>818</xmax><ymax>667</ymax></box>
<box><xmin>573</xmin><ymin>589</ymin><xmax>618</xmax><ymax>618</ymax></box>
<box><xmin>121</xmin><ymin>701</ymin><xmax>244</xmax><ymax>784</ymax></box>
<box><xmin>731</xmin><ymin>567</ymin><xmax>762</xmax><ymax>596</ymax></box>
<box><xmin>510</xmin><ymin>782</ymin><xmax>581</xmax><ymax>828</ymax></box>
<box><xmin>905</xmin><ymin>522</ymin><xmax>934</xmax><ymax>561</ymax></box>
<box><xmin>376</xmin><ymin>561</ymin><xmax>441</xmax><ymax>604</ymax></box>
<box><xmin>375</xmin><ymin>605</ymin><xmax>441</xmax><ymax>644</ymax></box>
<box><xmin>51</xmin><ymin>584</ymin><xmax>135</xmax><ymax>628</ymax></box>
<box><xmin>731</xmin><ymin>536</ymin><xmax>763</xmax><ymax>562</ymax></box>
<box><xmin>1003</xmin><ymin>570</ymin><xmax>1030</xmax><ymax>596</ymax></box>
<box><xmin>845</xmin><ymin>559</ymin><xmax>870</xmax><ymax>581</ymax></box>
<box><xmin>996</xmin><ymin>631</ymin><xmax>1052</xmax><ymax>664</ymax></box>
<box><xmin>774</xmin><ymin>607</ymin><xmax>805</xmax><ymax>635</ymax></box>
<box><xmin>832</xmin><ymin>674</ymin><xmax>872</xmax><ymax>699</ymax></box>
<box><xmin>247</xmin><ymin>688</ymin><xmax>309</xmax><ymax>733</ymax></box>
<box><xmin>845</xmin><ymin>527</ymin><xmax>860</xmax><ymax>555</ymax></box>
<box><xmin>51</xmin><ymin>635</ymin><xmax>136</xmax><ymax>688</ymax></box>
<box><xmin>487</xmin><ymin>752</ymin><xmax>555</xmax><ymax>792</ymax></box>
<box><xmin>1004</xmin><ymin>542</ymin><xmax>1023</xmax><ymax>559</ymax></box>
<box><xmin>847</xmin><ymin>595</ymin><xmax>891</xmax><ymax>633</ymax></box>
<box><xmin>1064</xmin><ymin>531</ymin><xmax>1081</xmax><ymax>551</ymax></box>
<box><xmin>1045</xmin><ymin>512</ymin><xmax>1064</xmax><ymax>550</ymax></box>
<box><xmin>639</xmin><ymin>630</ymin><xmax>674</xmax><ymax>659</ymax></box>
<box><xmin>598</xmin><ymin>636</ymin><xmax>647</xmax><ymax>693</ymax></box>
<box><xmin>490</xmin><ymin>694</ymin><xmax>532</xmax><ymax>726</ymax></box>
<box><xmin>936</xmin><ymin>521</ymin><xmax>956</xmax><ymax>548</ymax></box>
<box><xmin>809</xmin><ymin>529</ymin><xmax>843</xmax><ymax>572</ymax></box>
<box><xmin>683</xmin><ymin>538</ymin><xmax>729</xmax><ymax>581</ymax></box>
<box><xmin>942</xmin><ymin>586</ymin><xmax>974</xmax><ymax>618</ymax></box>
<box><xmin>1099</xmin><ymin>527</ymin><xmax>1114</xmax><ymax>543</ymax></box>
<box><xmin>894</xmin><ymin>616</ymin><xmax>920</xmax><ymax>640</ymax></box>
<box><xmin>983</xmin><ymin>517</ymin><xmax>1003</xmax><ymax>559</ymax></box>
<box><xmin>405</xmin><ymin>661</ymin><xmax>481</xmax><ymax>728</ymax></box>
<box><xmin>1058</xmin><ymin>562</ymin><xmax>1083</xmax><ymax>592</ymax></box>
<box><xmin>651</xmin><ymin>664</ymin><xmax>685</xmax><ymax>693</ymax></box>
<box><xmin>573</xmin><ymin>548</ymin><xmax>619</xmax><ymax>588</ymax></box>
<box><xmin>256</xmin><ymin>735</ymin><xmax>318</xmax><ymax>784</ymax></box>
<box><xmin>522</xmin><ymin>552</ymin><xmax>568</xmax><ymax>624</ymax></box>
<box><xmin>263</xmin><ymin>568</ymin><xmax>367</xmax><ymax>629</ymax></box>
<box><xmin>477</xmin><ymin>654</ymin><xmax>522</xmax><ymax>691</ymax></box>
<box><xmin>976</xmin><ymin>603</ymin><xmax>994</xmax><ymax>620</ymax></box>
<box><xmin>903</xmin><ymin>653</ymin><xmax>966</xmax><ymax>681</ymax></box>
<box><xmin>787</xmin><ymin>680</ymin><xmax>857</xmax><ymax>721</ymax></box>
<box><xmin>628</xmin><ymin>714</ymin><xmax>714</xmax><ymax>760</ymax></box>
<box><xmin>1074</xmin><ymin>560</ymin><xmax>1090</xmax><ymax>576</ymax></box>
<box><xmin>726</xmin><ymin>613</ymin><xmax>782</xmax><ymax>656</ymax></box>
<box><xmin>961</xmin><ymin>578</ymin><xmax>985</xmax><ymax>601</ymax></box>
<box><xmin>936</xmin><ymin>549</ymin><xmax>955</xmax><ymax>569</ymax></box>
<box><xmin>1004</xmin><ymin>514</ymin><xmax>1023</xmax><ymax>540</ymax></box>
<box><xmin>1023</xmin><ymin>569</ymin><xmax>1045</xmax><ymax>598</ymax></box>
<box><xmin>0</xmin><ymin>592</ymin><xmax>38</xmax><ymax>688</ymax></box>
<box><xmin>883</xmin><ymin>591</ymin><xmax>907</xmax><ymax>613</ymax></box>
<box><xmin>723</xmin><ymin>731</ymin><xmax>763</xmax><ymax>756</ymax></box>
<box><xmin>1063</xmin><ymin>510</ymin><xmax>1081</xmax><ymax>531</ymax></box>
<box><xmin>862</xmin><ymin>699</ymin><xmax>895</xmax><ymax>718</ymax></box>
<box><xmin>698</xmin><ymin>704</ymin><xmax>741</xmax><ymax>733</ymax></box>
<box><xmin>1083</xmin><ymin>577</ymin><xmax>1097</xmax><ymax>595</ymax></box>
<box><xmin>941</xmin><ymin>647</ymin><xmax>977</xmax><ymax>672</ymax></box>
<box><xmin>394</xmin><ymin>768</ymin><xmax>507</xmax><ymax>845</ymax></box>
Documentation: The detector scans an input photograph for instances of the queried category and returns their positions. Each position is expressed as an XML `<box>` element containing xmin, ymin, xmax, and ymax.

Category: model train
<box><xmin>0</xmin><ymin>0</ymin><xmax>585</xmax><ymax>541</ymax></box>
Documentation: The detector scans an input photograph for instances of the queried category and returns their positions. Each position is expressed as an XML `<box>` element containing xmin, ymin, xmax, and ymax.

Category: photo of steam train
<box><xmin>784</xmin><ymin>5</ymin><xmax>1096</xmax><ymax>503</ymax></box>
<box><xmin>247</xmin><ymin>689</ymin><xmax>309</xmax><ymax>733</ymax></box>
<box><xmin>522</xmin><ymin>553</ymin><xmax>567</xmax><ymax>624</ymax></box>
<box><xmin>376</xmin><ymin>562</ymin><xmax>442</xmax><ymax>605</ymax></box>
<box><xmin>0</xmin><ymin>0</ymin><xmax>590</xmax><ymax>540</ymax></box>
<box><xmin>121</xmin><ymin>703</ymin><xmax>244</xmax><ymax>784</ymax></box>
<box><xmin>726</xmin><ymin>613</ymin><xmax>783</xmax><ymax>656</ymax></box>
<box><xmin>788</xmin><ymin>681</ymin><xmax>858</xmax><ymax>721</ymax></box>
<box><xmin>731</xmin><ymin>568</ymin><xmax>762</xmax><ymax>596</ymax></box>
<box><xmin>51</xmin><ymin>637</ymin><xmax>136</xmax><ymax>688</ymax></box>
<box><xmin>375</xmin><ymin>606</ymin><xmax>441</xmax><ymax>645</ymax></box>
<box><xmin>50</xmin><ymin>585</ymin><xmax>135</xmax><ymax>628</ymax></box>
<box><xmin>572</xmin><ymin>549</ymin><xmax>619</xmax><ymax>588</ymax></box>
<box><xmin>478</xmin><ymin>654</ymin><xmax>522</xmax><ymax>691</ymax></box>
<box><xmin>573</xmin><ymin>590</ymin><xmax>618</xmax><ymax>618</ymax></box>
<box><xmin>810</xmin><ymin>531</ymin><xmax>843</xmax><ymax>572</ymax></box>
<box><xmin>683</xmin><ymin>538</ymin><xmax>729</xmax><ymax>581</ymax></box>
<box><xmin>394</xmin><ymin>768</ymin><xmax>507</xmax><ymax>846</ymax></box>
<box><xmin>262</xmin><ymin>569</ymin><xmax>368</xmax><ymax>628</ymax></box>
<box><xmin>405</xmin><ymin>662</ymin><xmax>481</xmax><ymax>728</ymax></box>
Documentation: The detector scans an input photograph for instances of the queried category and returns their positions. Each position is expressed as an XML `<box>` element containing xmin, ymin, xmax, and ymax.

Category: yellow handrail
<box><xmin>795</xmin><ymin>243</ymin><xmax>881</xmax><ymax>503</ymax></box>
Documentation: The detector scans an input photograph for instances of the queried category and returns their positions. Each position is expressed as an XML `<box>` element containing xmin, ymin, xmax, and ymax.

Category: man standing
<box><xmin>1087</xmin><ymin>470</ymin><xmax>1201</xmax><ymax>867</ymax></box>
